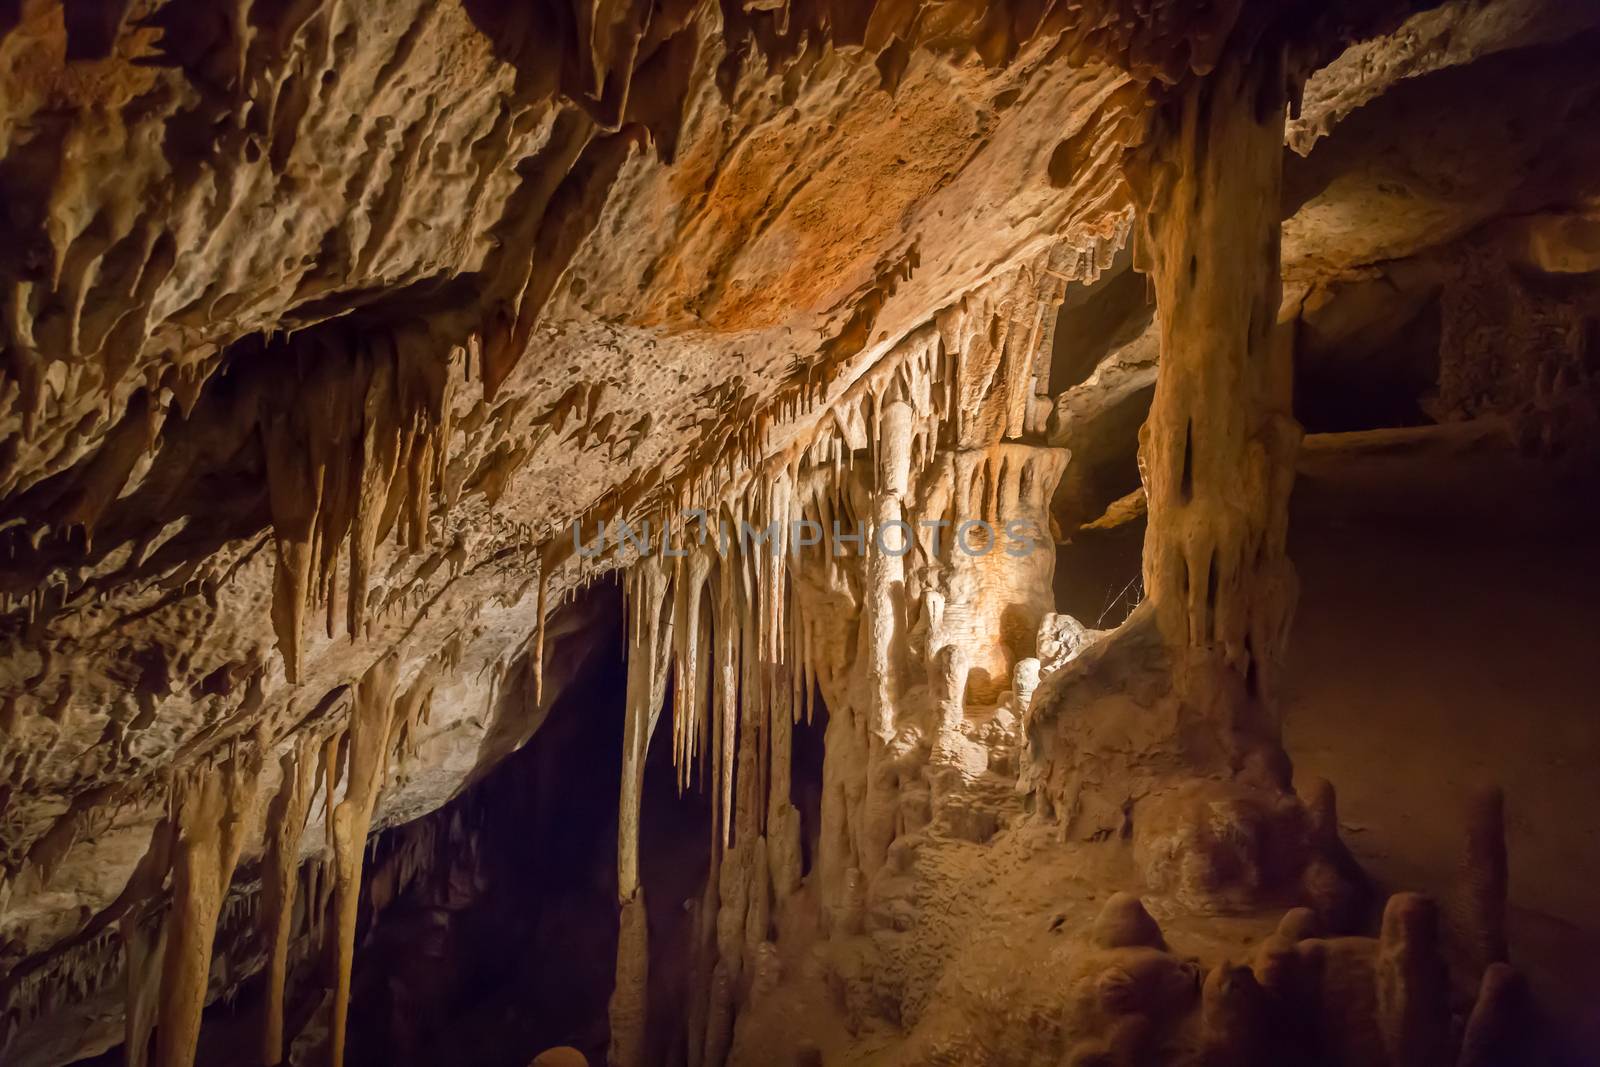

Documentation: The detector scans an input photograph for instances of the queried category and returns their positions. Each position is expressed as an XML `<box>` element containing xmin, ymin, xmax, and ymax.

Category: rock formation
<box><xmin>156</xmin><ymin>746</ymin><xmax>262</xmax><ymax>1067</ymax></box>
<box><xmin>2</xmin><ymin>0</ymin><xmax>1599</xmax><ymax>1065</ymax></box>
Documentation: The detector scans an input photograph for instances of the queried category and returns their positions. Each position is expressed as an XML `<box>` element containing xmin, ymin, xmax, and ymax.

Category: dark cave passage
<box><xmin>336</xmin><ymin>583</ymin><xmax>632</xmax><ymax>1067</ymax></box>
<box><xmin>327</xmin><ymin>579</ymin><xmax>730</xmax><ymax>1067</ymax></box>
<box><xmin>311</xmin><ymin>582</ymin><xmax>628</xmax><ymax>1067</ymax></box>
<box><xmin>637</xmin><ymin>676</ymin><xmax>714</xmax><ymax>1067</ymax></box>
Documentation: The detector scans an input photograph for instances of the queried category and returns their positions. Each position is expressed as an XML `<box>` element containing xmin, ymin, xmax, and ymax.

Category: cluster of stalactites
<box><xmin>596</xmin><ymin>253</ymin><xmax>1094</xmax><ymax>1067</ymax></box>
<box><xmin>0</xmin><ymin>924</ymin><xmax>124</xmax><ymax>1049</ymax></box>
<box><xmin>619</xmin><ymin>472</ymin><xmax>804</xmax><ymax>858</ymax></box>
<box><xmin>46</xmin><ymin>646</ymin><xmax>444</xmax><ymax>1067</ymax></box>
<box><xmin>262</xmin><ymin>325</ymin><xmax>460</xmax><ymax>684</ymax></box>
<box><xmin>593</xmin><ymin>223</ymin><xmax>1126</xmax><ymax>576</ymax></box>
<box><xmin>607</xmin><ymin>243</ymin><xmax>1100</xmax><ymax>805</ymax></box>
<box><xmin>594</xmin><ymin>249</ymin><xmax>1116</xmax><ymax>903</ymax></box>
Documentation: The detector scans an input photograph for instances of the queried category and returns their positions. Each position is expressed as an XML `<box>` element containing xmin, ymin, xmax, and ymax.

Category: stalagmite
<box><xmin>1375</xmin><ymin>893</ymin><xmax>1453</xmax><ymax>1067</ymax></box>
<box><xmin>260</xmin><ymin>736</ymin><xmax>319</xmax><ymax>1066</ymax></box>
<box><xmin>686</xmin><ymin>870</ymin><xmax>720</xmax><ymax>1067</ymax></box>
<box><xmin>1091</xmin><ymin>893</ymin><xmax>1168</xmax><ymax>952</ymax></box>
<box><xmin>1199</xmin><ymin>963</ymin><xmax>1267</xmax><ymax>1067</ymax></box>
<box><xmin>154</xmin><ymin>748</ymin><xmax>264</xmax><ymax>1067</ymax></box>
<box><xmin>1458</xmin><ymin>963</ymin><xmax>1526</xmax><ymax>1067</ymax></box>
<box><xmin>1301</xmin><ymin>777</ymin><xmax>1369</xmax><ymax>934</ymax></box>
<box><xmin>928</xmin><ymin>643</ymin><xmax>974</xmax><ymax>804</ymax></box>
<box><xmin>1447</xmin><ymin>786</ymin><xmax>1509</xmax><ymax>993</ymax></box>
<box><xmin>611</xmin><ymin>897</ymin><xmax>650</xmax><ymax>1067</ymax></box>
<box><xmin>702</xmin><ymin>962</ymin><xmax>735</xmax><ymax>1067</ymax></box>
<box><xmin>741</xmin><ymin>837</ymin><xmax>771</xmax><ymax>987</ymax></box>
<box><xmin>330</xmin><ymin>655</ymin><xmax>404</xmax><ymax>1067</ymax></box>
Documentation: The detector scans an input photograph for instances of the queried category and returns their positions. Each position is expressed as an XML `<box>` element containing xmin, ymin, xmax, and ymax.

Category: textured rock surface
<box><xmin>2</xmin><ymin>0</ymin><xmax>1599</xmax><ymax>1064</ymax></box>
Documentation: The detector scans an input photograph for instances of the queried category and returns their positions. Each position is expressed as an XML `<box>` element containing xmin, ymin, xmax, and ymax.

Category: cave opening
<box><xmin>341</xmin><ymin>600</ymin><xmax>629</xmax><ymax>1067</ymax></box>
<box><xmin>791</xmin><ymin>687</ymin><xmax>829</xmax><ymax>884</ymax></box>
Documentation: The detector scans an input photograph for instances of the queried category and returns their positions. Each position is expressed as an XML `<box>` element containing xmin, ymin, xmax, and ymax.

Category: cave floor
<box><xmin>1287</xmin><ymin>518</ymin><xmax>1600</xmax><ymax>1061</ymax></box>
<box><xmin>733</xmin><ymin>777</ymin><xmax>1286</xmax><ymax>1066</ymax></box>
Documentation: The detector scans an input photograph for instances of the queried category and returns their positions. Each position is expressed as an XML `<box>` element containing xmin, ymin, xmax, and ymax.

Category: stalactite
<box><xmin>120</xmin><ymin>818</ymin><xmax>176</xmax><ymax>1067</ymax></box>
<box><xmin>672</xmin><ymin>546</ymin><xmax>712</xmax><ymax>794</ymax></box>
<box><xmin>260</xmin><ymin>735</ymin><xmax>319</xmax><ymax>1067</ymax></box>
<box><xmin>737</xmin><ymin>523</ymin><xmax>765</xmax><ymax>856</ymax></box>
<box><xmin>755</xmin><ymin>471</ymin><xmax>802</xmax><ymax>902</ymax></box>
<box><xmin>345</xmin><ymin>354</ymin><xmax>404</xmax><ymax>644</ymax></box>
<box><xmin>532</xmin><ymin>554</ymin><xmax>550</xmax><ymax>706</ymax></box>
<box><xmin>390</xmin><ymin>662</ymin><xmax>439</xmax><ymax>766</ymax></box>
<box><xmin>692</xmin><ymin>574</ymin><xmax>714</xmax><ymax>788</ymax></box>
<box><xmin>121</xmin><ymin>911</ymin><xmax>167</xmax><ymax>1067</ymax></box>
<box><xmin>707</xmin><ymin>540</ymin><xmax>766</xmax><ymax>1045</ymax></box>
<box><xmin>261</xmin><ymin>332</ymin><xmax>454</xmax><ymax>683</ymax></box>
<box><xmin>304</xmin><ymin>852</ymin><xmax>333</xmax><ymax>970</ymax></box>
<box><xmin>715</xmin><ymin>542</ymin><xmax>739</xmax><ymax>850</ymax></box>
<box><xmin>154</xmin><ymin>746</ymin><xmax>264</xmax><ymax>1067</ymax></box>
<box><xmin>615</xmin><ymin>555</ymin><xmax>676</xmax><ymax>901</ymax></box>
<box><xmin>263</xmin><ymin>411</ymin><xmax>324</xmax><ymax>686</ymax></box>
<box><xmin>329</xmin><ymin>655</ymin><xmax>404</xmax><ymax>1067</ymax></box>
<box><xmin>0</xmin><ymin>921</ymin><xmax>127</xmax><ymax>1046</ymax></box>
<box><xmin>563</xmin><ymin>257</ymin><xmax>1076</xmax><ymax>1067</ymax></box>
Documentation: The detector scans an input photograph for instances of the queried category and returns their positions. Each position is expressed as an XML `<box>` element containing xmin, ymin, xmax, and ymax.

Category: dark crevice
<box><xmin>1048</xmin><ymin>248</ymin><xmax>1146</xmax><ymax>395</ymax></box>
<box><xmin>1178</xmin><ymin>418</ymin><xmax>1194</xmax><ymax>502</ymax></box>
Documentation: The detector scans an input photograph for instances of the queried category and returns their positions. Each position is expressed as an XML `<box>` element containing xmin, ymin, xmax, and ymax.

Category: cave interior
<box><xmin>2</xmin><ymin>1</ymin><xmax>1600</xmax><ymax>1066</ymax></box>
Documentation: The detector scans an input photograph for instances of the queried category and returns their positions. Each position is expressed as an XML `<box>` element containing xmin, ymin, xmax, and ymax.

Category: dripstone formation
<box><xmin>3</xmin><ymin>1</ymin><xmax>1598</xmax><ymax>1066</ymax></box>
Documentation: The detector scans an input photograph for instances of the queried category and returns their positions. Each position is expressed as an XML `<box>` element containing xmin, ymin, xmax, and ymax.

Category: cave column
<box><xmin>1130</xmin><ymin>53</ymin><xmax>1301</xmax><ymax>737</ymax></box>
<box><xmin>857</xmin><ymin>399</ymin><xmax>914</xmax><ymax>882</ymax></box>
<box><xmin>866</xmin><ymin>399</ymin><xmax>914</xmax><ymax>743</ymax></box>
<box><xmin>609</xmin><ymin>556</ymin><xmax>675</xmax><ymax>1067</ymax></box>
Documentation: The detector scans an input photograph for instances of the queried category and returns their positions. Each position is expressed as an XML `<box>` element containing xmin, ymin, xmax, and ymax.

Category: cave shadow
<box><xmin>340</xmin><ymin>587</ymin><xmax>632</xmax><ymax>1067</ymax></box>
